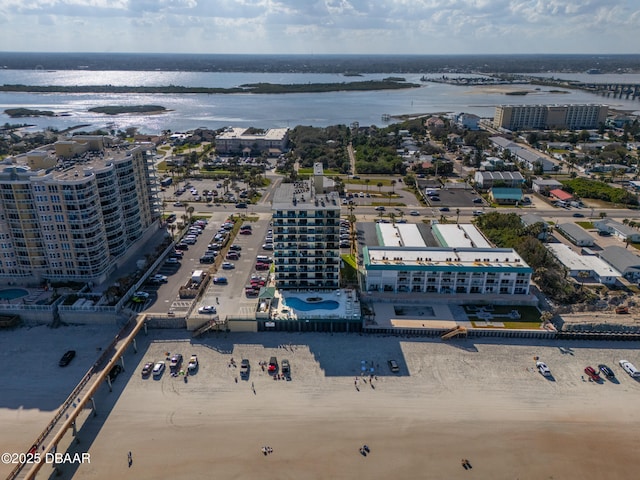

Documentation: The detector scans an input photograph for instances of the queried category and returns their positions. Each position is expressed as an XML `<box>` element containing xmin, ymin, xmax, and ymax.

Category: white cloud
<box><xmin>1</xmin><ymin>0</ymin><xmax>638</xmax><ymax>53</ymax></box>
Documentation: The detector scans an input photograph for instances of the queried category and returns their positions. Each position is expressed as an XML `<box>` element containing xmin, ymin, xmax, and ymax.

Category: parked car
<box><xmin>388</xmin><ymin>359</ymin><xmax>400</xmax><ymax>373</ymax></box>
<box><xmin>222</xmin><ymin>262</ymin><xmax>235</xmax><ymax>270</ymax></box>
<box><xmin>188</xmin><ymin>355</ymin><xmax>198</xmax><ymax>373</ymax></box>
<box><xmin>268</xmin><ymin>356</ymin><xmax>278</xmax><ymax>373</ymax></box>
<box><xmin>199</xmin><ymin>255</ymin><xmax>215</xmax><ymax>264</ymax></box>
<box><xmin>536</xmin><ymin>361</ymin><xmax>551</xmax><ymax>376</ymax></box>
<box><xmin>213</xmin><ymin>277</ymin><xmax>228</xmax><ymax>285</ymax></box>
<box><xmin>174</xmin><ymin>243</ymin><xmax>189</xmax><ymax>251</ymax></box>
<box><xmin>281</xmin><ymin>359</ymin><xmax>291</xmax><ymax>376</ymax></box>
<box><xmin>584</xmin><ymin>366</ymin><xmax>601</xmax><ymax>381</ymax></box>
<box><xmin>152</xmin><ymin>361</ymin><xmax>165</xmax><ymax>377</ymax></box>
<box><xmin>240</xmin><ymin>359</ymin><xmax>250</xmax><ymax>377</ymax></box>
<box><xmin>59</xmin><ymin>350</ymin><xmax>76</xmax><ymax>367</ymax></box>
<box><xmin>239</xmin><ymin>229</ymin><xmax>252</xmax><ymax>235</ymax></box>
<box><xmin>262</xmin><ymin>243</ymin><xmax>274</xmax><ymax>250</ymax></box>
<box><xmin>229</xmin><ymin>244</ymin><xmax>242</xmax><ymax>251</ymax></box>
<box><xmin>150</xmin><ymin>274</ymin><xmax>168</xmax><ymax>283</ymax></box>
<box><xmin>166</xmin><ymin>257</ymin><xmax>180</xmax><ymax>265</ymax></box>
<box><xmin>141</xmin><ymin>362</ymin><xmax>154</xmax><ymax>377</ymax></box>
<box><xmin>132</xmin><ymin>291</ymin><xmax>150</xmax><ymax>303</ymax></box>
<box><xmin>598</xmin><ymin>364</ymin><xmax>615</xmax><ymax>379</ymax></box>
<box><xmin>619</xmin><ymin>360</ymin><xmax>640</xmax><ymax>377</ymax></box>
<box><xmin>226</xmin><ymin>252</ymin><xmax>239</xmax><ymax>260</ymax></box>
<box><xmin>473</xmin><ymin>198</ymin><xmax>483</xmax><ymax>204</ymax></box>
<box><xmin>198</xmin><ymin>305</ymin><xmax>217</xmax><ymax>314</ymax></box>
<box><xmin>170</xmin><ymin>354</ymin><xmax>183</xmax><ymax>372</ymax></box>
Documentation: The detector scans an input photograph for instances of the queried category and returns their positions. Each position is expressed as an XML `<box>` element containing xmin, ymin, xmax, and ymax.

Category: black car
<box><xmin>175</xmin><ymin>242</ymin><xmax>189</xmax><ymax>251</ymax></box>
<box><xmin>229</xmin><ymin>244</ymin><xmax>242</xmax><ymax>251</ymax></box>
<box><xmin>598</xmin><ymin>364</ymin><xmax>616</xmax><ymax>379</ymax></box>
<box><xmin>59</xmin><ymin>350</ymin><xmax>76</xmax><ymax>367</ymax></box>
<box><xmin>281</xmin><ymin>359</ymin><xmax>291</xmax><ymax>376</ymax></box>
<box><xmin>108</xmin><ymin>364</ymin><xmax>123</xmax><ymax>381</ymax></box>
<box><xmin>572</xmin><ymin>213</ymin><xmax>585</xmax><ymax>218</ymax></box>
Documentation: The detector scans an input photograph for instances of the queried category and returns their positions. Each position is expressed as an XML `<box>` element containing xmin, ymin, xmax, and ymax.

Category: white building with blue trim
<box><xmin>362</xmin><ymin>246</ymin><xmax>532</xmax><ymax>295</ymax></box>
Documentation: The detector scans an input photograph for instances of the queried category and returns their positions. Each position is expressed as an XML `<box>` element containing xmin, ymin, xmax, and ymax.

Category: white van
<box><xmin>619</xmin><ymin>360</ymin><xmax>640</xmax><ymax>377</ymax></box>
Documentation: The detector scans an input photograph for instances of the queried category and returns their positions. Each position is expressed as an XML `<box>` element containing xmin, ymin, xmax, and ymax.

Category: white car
<box><xmin>150</xmin><ymin>274</ymin><xmax>168</xmax><ymax>283</ymax></box>
<box><xmin>619</xmin><ymin>360</ymin><xmax>640</xmax><ymax>377</ymax></box>
<box><xmin>188</xmin><ymin>355</ymin><xmax>198</xmax><ymax>372</ymax></box>
<box><xmin>152</xmin><ymin>361</ymin><xmax>165</xmax><ymax>377</ymax></box>
<box><xmin>198</xmin><ymin>305</ymin><xmax>217</xmax><ymax>314</ymax></box>
<box><xmin>536</xmin><ymin>361</ymin><xmax>551</xmax><ymax>376</ymax></box>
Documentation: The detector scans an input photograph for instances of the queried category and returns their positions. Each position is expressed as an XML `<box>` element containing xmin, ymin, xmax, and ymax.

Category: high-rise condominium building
<box><xmin>0</xmin><ymin>136</ymin><xmax>159</xmax><ymax>284</ymax></box>
<box><xmin>493</xmin><ymin>104</ymin><xmax>608</xmax><ymax>130</ymax></box>
<box><xmin>271</xmin><ymin>164</ymin><xmax>341</xmax><ymax>290</ymax></box>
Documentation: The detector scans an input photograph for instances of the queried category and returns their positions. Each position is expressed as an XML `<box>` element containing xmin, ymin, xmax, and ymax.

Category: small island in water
<box><xmin>5</xmin><ymin>108</ymin><xmax>57</xmax><ymax>117</ymax></box>
<box><xmin>88</xmin><ymin>105</ymin><xmax>167</xmax><ymax>115</ymax></box>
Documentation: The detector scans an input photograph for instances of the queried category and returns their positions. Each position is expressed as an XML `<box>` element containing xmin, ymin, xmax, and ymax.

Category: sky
<box><xmin>2</xmin><ymin>0</ymin><xmax>640</xmax><ymax>55</ymax></box>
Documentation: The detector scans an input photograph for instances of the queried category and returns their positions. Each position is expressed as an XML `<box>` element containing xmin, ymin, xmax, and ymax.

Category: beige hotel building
<box><xmin>0</xmin><ymin>136</ymin><xmax>160</xmax><ymax>284</ymax></box>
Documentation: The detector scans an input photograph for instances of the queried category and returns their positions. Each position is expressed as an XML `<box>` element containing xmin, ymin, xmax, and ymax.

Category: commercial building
<box><xmin>271</xmin><ymin>163</ymin><xmax>341</xmax><ymax>290</ymax></box>
<box><xmin>0</xmin><ymin>137</ymin><xmax>160</xmax><ymax>284</ymax></box>
<box><xmin>532</xmin><ymin>179</ymin><xmax>563</xmax><ymax>194</ymax></box>
<box><xmin>362</xmin><ymin>246</ymin><xmax>532</xmax><ymax>295</ymax></box>
<box><xmin>474</xmin><ymin>171</ymin><xmax>525</xmax><ymax>190</ymax></box>
<box><xmin>493</xmin><ymin>104</ymin><xmax>608</xmax><ymax>131</ymax></box>
<box><xmin>215</xmin><ymin>127</ymin><xmax>289</xmax><ymax>156</ymax></box>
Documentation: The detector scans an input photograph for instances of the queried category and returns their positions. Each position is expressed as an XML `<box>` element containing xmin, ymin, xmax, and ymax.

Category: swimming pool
<box><xmin>285</xmin><ymin>298</ymin><xmax>340</xmax><ymax>312</ymax></box>
<box><xmin>0</xmin><ymin>288</ymin><xmax>29</xmax><ymax>300</ymax></box>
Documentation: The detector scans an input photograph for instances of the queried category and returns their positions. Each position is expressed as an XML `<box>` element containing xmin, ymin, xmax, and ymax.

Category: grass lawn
<box><xmin>298</xmin><ymin>168</ymin><xmax>342</xmax><ymax>175</ymax></box>
<box><xmin>575</xmin><ymin>221</ymin><xmax>595</xmax><ymax>229</ymax></box>
<box><xmin>340</xmin><ymin>254</ymin><xmax>358</xmax><ymax>284</ymax></box>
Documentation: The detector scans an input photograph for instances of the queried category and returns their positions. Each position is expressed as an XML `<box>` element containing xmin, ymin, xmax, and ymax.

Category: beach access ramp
<box><xmin>441</xmin><ymin>326</ymin><xmax>467</xmax><ymax>340</ymax></box>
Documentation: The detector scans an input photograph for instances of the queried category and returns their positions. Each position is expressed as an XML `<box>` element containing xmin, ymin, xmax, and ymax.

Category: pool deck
<box><xmin>367</xmin><ymin>302</ymin><xmax>466</xmax><ymax>329</ymax></box>
<box><xmin>271</xmin><ymin>289</ymin><xmax>360</xmax><ymax>320</ymax></box>
<box><xmin>0</xmin><ymin>287</ymin><xmax>53</xmax><ymax>306</ymax></box>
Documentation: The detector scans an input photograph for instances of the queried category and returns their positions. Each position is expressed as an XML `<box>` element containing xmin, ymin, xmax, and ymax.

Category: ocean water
<box><xmin>1</xmin><ymin>69</ymin><xmax>639</xmax><ymax>134</ymax></box>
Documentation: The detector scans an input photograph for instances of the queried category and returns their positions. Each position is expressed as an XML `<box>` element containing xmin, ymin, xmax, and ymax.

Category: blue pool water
<box><xmin>285</xmin><ymin>298</ymin><xmax>340</xmax><ymax>312</ymax></box>
<box><xmin>0</xmin><ymin>288</ymin><xmax>29</xmax><ymax>300</ymax></box>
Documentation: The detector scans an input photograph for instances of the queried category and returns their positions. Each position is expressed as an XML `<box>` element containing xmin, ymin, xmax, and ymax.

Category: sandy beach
<box><xmin>2</xmin><ymin>327</ymin><xmax>640</xmax><ymax>479</ymax></box>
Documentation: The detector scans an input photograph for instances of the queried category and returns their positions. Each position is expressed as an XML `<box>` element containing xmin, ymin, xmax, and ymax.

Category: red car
<box><xmin>239</xmin><ymin>229</ymin><xmax>252</xmax><ymax>235</ymax></box>
<box><xmin>584</xmin><ymin>366</ymin><xmax>601</xmax><ymax>381</ymax></box>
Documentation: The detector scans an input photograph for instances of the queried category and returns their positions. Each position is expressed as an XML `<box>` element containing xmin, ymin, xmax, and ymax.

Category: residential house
<box><xmin>556</xmin><ymin>223</ymin><xmax>594</xmax><ymax>247</ymax></box>
<box><xmin>593</xmin><ymin>219</ymin><xmax>640</xmax><ymax>244</ymax></box>
<box><xmin>599</xmin><ymin>246</ymin><xmax>640</xmax><ymax>282</ymax></box>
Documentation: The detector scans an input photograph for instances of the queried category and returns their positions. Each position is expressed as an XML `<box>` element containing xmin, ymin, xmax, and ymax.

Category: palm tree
<box><xmin>456</xmin><ymin>208</ymin><xmax>460</xmax><ymax>225</ymax></box>
<box><xmin>377</xmin><ymin>182</ymin><xmax>383</xmax><ymax>194</ymax></box>
<box><xmin>365</xmin><ymin>178</ymin><xmax>370</xmax><ymax>194</ymax></box>
<box><xmin>186</xmin><ymin>205</ymin><xmax>194</xmax><ymax>224</ymax></box>
<box><xmin>390</xmin><ymin>180</ymin><xmax>397</xmax><ymax>195</ymax></box>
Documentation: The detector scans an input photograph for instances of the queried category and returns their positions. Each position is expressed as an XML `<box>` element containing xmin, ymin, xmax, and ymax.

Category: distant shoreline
<box><xmin>0</xmin><ymin>80</ymin><xmax>421</xmax><ymax>95</ymax></box>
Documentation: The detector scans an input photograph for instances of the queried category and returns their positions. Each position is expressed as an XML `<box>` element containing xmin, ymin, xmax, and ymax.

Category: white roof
<box><xmin>434</xmin><ymin>224</ymin><xmax>491</xmax><ymax>249</ymax></box>
<box><xmin>378</xmin><ymin>223</ymin><xmax>426</xmax><ymax>248</ymax></box>
<box><xmin>548</xmin><ymin>244</ymin><xmax>621</xmax><ymax>278</ymax></box>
